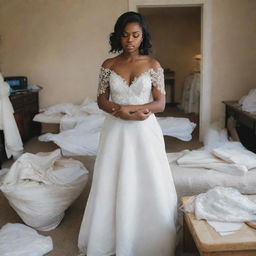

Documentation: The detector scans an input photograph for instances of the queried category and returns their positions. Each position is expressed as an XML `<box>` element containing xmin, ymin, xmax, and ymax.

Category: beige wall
<box><xmin>0</xmin><ymin>0</ymin><xmax>127</xmax><ymax>108</ymax></box>
<box><xmin>0</xmin><ymin>0</ymin><xmax>256</xmax><ymax>125</ymax></box>
<box><xmin>140</xmin><ymin>7</ymin><xmax>201</xmax><ymax>103</ymax></box>
<box><xmin>211</xmin><ymin>0</ymin><xmax>256</xmax><ymax>122</ymax></box>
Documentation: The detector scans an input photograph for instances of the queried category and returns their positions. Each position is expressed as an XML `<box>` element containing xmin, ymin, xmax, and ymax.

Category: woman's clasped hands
<box><xmin>111</xmin><ymin>105</ymin><xmax>151</xmax><ymax>121</ymax></box>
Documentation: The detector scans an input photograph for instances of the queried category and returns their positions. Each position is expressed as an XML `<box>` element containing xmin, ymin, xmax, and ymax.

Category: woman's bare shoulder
<box><xmin>148</xmin><ymin>57</ymin><xmax>162</xmax><ymax>70</ymax></box>
<box><xmin>101</xmin><ymin>56</ymin><xmax>119</xmax><ymax>69</ymax></box>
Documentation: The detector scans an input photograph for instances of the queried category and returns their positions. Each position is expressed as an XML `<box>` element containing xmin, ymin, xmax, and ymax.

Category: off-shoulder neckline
<box><xmin>100</xmin><ymin>67</ymin><xmax>163</xmax><ymax>87</ymax></box>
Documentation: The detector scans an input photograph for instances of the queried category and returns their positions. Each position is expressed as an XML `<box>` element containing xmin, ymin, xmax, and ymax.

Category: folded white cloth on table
<box><xmin>0</xmin><ymin>73</ymin><xmax>23</xmax><ymax>159</ymax></box>
<box><xmin>0</xmin><ymin>223</ymin><xmax>53</xmax><ymax>256</ymax></box>
<box><xmin>0</xmin><ymin>149</ymin><xmax>89</xmax><ymax>231</ymax></box>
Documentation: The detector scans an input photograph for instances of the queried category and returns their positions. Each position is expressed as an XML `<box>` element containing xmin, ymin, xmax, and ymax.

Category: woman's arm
<box><xmin>97</xmin><ymin>88</ymin><xmax>121</xmax><ymax>114</ymax></box>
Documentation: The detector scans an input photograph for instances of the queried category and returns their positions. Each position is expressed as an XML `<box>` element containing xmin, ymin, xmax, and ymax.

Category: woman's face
<box><xmin>121</xmin><ymin>22</ymin><xmax>143</xmax><ymax>54</ymax></box>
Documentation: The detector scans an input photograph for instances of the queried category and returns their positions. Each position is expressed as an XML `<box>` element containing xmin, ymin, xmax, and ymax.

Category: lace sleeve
<box><xmin>150</xmin><ymin>68</ymin><xmax>166</xmax><ymax>95</ymax></box>
<box><xmin>97</xmin><ymin>67</ymin><xmax>111</xmax><ymax>96</ymax></box>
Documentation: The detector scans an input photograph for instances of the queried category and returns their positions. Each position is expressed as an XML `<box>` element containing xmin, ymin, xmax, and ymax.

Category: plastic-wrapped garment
<box><xmin>180</xmin><ymin>73</ymin><xmax>200</xmax><ymax>114</ymax></box>
<box><xmin>183</xmin><ymin>187</ymin><xmax>256</xmax><ymax>222</ymax></box>
<box><xmin>239</xmin><ymin>88</ymin><xmax>256</xmax><ymax>113</ymax></box>
<box><xmin>0</xmin><ymin>73</ymin><xmax>23</xmax><ymax>158</ymax></box>
<box><xmin>0</xmin><ymin>223</ymin><xmax>53</xmax><ymax>256</ymax></box>
<box><xmin>0</xmin><ymin>149</ymin><xmax>89</xmax><ymax>231</ymax></box>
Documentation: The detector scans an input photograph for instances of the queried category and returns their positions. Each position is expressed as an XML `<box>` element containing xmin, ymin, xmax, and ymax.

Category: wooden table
<box><xmin>181</xmin><ymin>196</ymin><xmax>256</xmax><ymax>256</ymax></box>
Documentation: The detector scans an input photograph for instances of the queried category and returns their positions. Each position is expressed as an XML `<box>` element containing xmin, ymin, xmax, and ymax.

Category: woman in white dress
<box><xmin>78</xmin><ymin>12</ymin><xmax>177</xmax><ymax>256</ymax></box>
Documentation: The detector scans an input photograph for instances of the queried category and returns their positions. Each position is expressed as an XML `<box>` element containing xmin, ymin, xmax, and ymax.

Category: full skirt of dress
<box><xmin>78</xmin><ymin>114</ymin><xmax>177</xmax><ymax>256</ymax></box>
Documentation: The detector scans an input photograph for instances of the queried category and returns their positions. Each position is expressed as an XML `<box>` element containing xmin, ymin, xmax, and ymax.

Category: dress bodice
<box><xmin>97</xmin><ymin>67</ymin><xmax>165</xmax><ymax>105</ymax></box>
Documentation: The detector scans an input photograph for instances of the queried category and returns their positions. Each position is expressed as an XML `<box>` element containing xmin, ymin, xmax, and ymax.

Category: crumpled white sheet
<box><xmin>36</xmin><ymin>98</ymin><xmax>196</xmax><ymax>156</ymax></box>
<box><xmin>213</xmin><ymin>142</ymin><xmax>256</xmax><ymax>169</ymax></box>
<box><xmin>0</xmin><ymin>73</ymin><xmax>23</xmax><ymax>158</ymax></box>
<box><xmin>39</xmin><ymin>115</ymin><xmax>105</xmax><ymax>156</ymax></box>
<box><xmin>239</xmin><ymin>88</ymin><xmax>256</xmax><ymax>113</ymax></box>
<box><xmin>157</xmin><ymin>117</ymin><xmax>196</xmax><ymax>141</ymax></box>
<box><xmin>0</xmin><ymin>223</ymin><xmax>53</xmax><ymax>256</ymax></box>
<box><xmin>176</xmin><ymin>123</ymin><xmax>256</xmax><ymax>175</ymax></box>
<box><xmin>0</xmin><ymin>149</ymin><xmax>89</xmax><ymax>231</ymax></box>
<box><xmin>176</xmin><ymin>145</ymin><xmax>249</xmax><ymax>176</ymax></box>
<box><xmin>193</xmin><ymin>187</ymin><xmax>256</xmax><ymax>222</ymax></box>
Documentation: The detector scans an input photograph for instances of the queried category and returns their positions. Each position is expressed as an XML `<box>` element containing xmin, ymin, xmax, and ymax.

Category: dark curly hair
<box><xmin>109</xmin><ymin>12</ymin><xmax>152</xmax><ymax>55</ymax></box>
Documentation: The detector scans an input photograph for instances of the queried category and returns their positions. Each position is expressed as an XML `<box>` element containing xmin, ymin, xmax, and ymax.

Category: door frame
<box><xmin>129</xmin><ymin>0</ymin><xmax>212</xmax><ymax>141</ymax></box>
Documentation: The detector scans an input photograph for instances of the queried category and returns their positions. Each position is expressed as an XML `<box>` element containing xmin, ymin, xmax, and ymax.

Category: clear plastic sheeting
<box><xmin>203</xmin><ymin>122</ymin><xmax>229</xmax><ymax>151</ymax></box>
<box><xmin>0</xmin><ymin>223</ymin><xmax>53</xmax><ymax>256</ymax></box>
<box><xmin>0</xmin><ymin>149</ymin><xmax>89</xmax><ymax>231</ymax></box>
<box><xmin>0</xmin><ymin>73</ymin><xmax>23</xmax><ymax>159</ymax></box>
<box><xmin>183</xmin><ymin>187</ymin><xmax>256</xmax><ymax>222</ymax></box>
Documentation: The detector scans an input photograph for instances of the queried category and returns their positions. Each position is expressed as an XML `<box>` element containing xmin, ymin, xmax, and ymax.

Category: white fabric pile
<box><xmin>182</xmin><ymin>186</ymin><xmax>256</xmax><ymax>235</ymax></box>
<box><xmin>35</xmin><ymin>97</ymin><xmax>196</xmax><ymax>156</ymax></box>
<box><xmin>239</xmin><ymin>88</ymin><xmax>256</xmax><ymax>113</ymax></box>
<box><xmin>0</xmin><ymin>223</ymin><xmax>53</xmax><ymax>256</ymax></box>
<box><xmin>0</xmin><ymin>149</ymin><xmax>89</xmax><ymax>231</ymax></box>
<box><xmin>176</xmin><ymin>141</ymin><xmax>256</xmax><ymax>176</ymax></box>
<box><xmin>0</xmin><ymin>73</ymin><xmax>23</xmax><ymax>159</ymax></box>
<box><xmin>174</xmin><ymin>123</ymin><xmax>256</xmax><ymax>176</ymax></box>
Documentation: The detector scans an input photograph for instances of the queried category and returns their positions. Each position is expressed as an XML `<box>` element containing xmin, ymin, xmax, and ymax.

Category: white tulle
<box><xmin>78</xmin><ymin>69</ymin><xmax>178</xmax><ymax>256</ymax></box>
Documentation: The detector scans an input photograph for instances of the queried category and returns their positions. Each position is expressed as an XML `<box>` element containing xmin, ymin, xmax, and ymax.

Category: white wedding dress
<box><xmin>78</xmin><ymin>67</ymin><xmax>177</xmax><ymax>256</ymax></box>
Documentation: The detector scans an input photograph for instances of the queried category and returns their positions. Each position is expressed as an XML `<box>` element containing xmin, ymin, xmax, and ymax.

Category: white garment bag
<box><xmin>0</xmin><ymin>73</ymin><xmax>23</xmax><ymax>158</ymax></box>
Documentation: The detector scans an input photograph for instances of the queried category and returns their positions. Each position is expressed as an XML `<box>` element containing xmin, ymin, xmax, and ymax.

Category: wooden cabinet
<box><xmin>0</xmin><ymin>90</ymin><xmax>41</xmax><ymax>166</ymax></box>
<box><xmin>223</xmin><ymin>101</ymin><xmax>256</xmax><ymax>153</ymax></box>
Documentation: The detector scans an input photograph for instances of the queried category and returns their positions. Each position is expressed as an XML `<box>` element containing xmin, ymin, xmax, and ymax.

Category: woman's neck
<box><xmin>120</xmin><ymin>51</ymin><xmax>140</xmax><ymax>61</ymax></box>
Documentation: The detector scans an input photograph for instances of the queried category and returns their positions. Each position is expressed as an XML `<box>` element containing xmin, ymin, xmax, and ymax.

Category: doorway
<box><xmin>129</xmin><ymin>0</ymin><xmax>212</xmax><ymax>141</ymax></box>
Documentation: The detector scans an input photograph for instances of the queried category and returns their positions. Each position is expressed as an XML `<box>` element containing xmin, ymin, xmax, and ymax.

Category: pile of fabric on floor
<box><xmin>182</xmin><ymin>186</ymin><xmax>256</xmax><ymax>236</ymax></box>
<box><xmin>0</xmin><ymin>73</ymin><xmax>23</xmax><ymax>159</ymax></box>
<box><xmin>34</xmin><ymin>97</ymin><xmax>196</xmax><ymax>156</ymax></box>
<box><xmin>0</xmin><ymin>149</ymin><xmax>89</xmax><ymax>255</ymax></box>
<box><xmin>239</xmin><ymin>88</ymin><xmax>256</xmax><ymax>113</ymax></box>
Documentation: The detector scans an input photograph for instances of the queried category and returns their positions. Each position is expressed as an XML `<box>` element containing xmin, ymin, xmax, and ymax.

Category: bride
<box><xmin>78</xmin><ymin>11</ymin><xmax>177</xmax><ymax>256</ymax></box>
